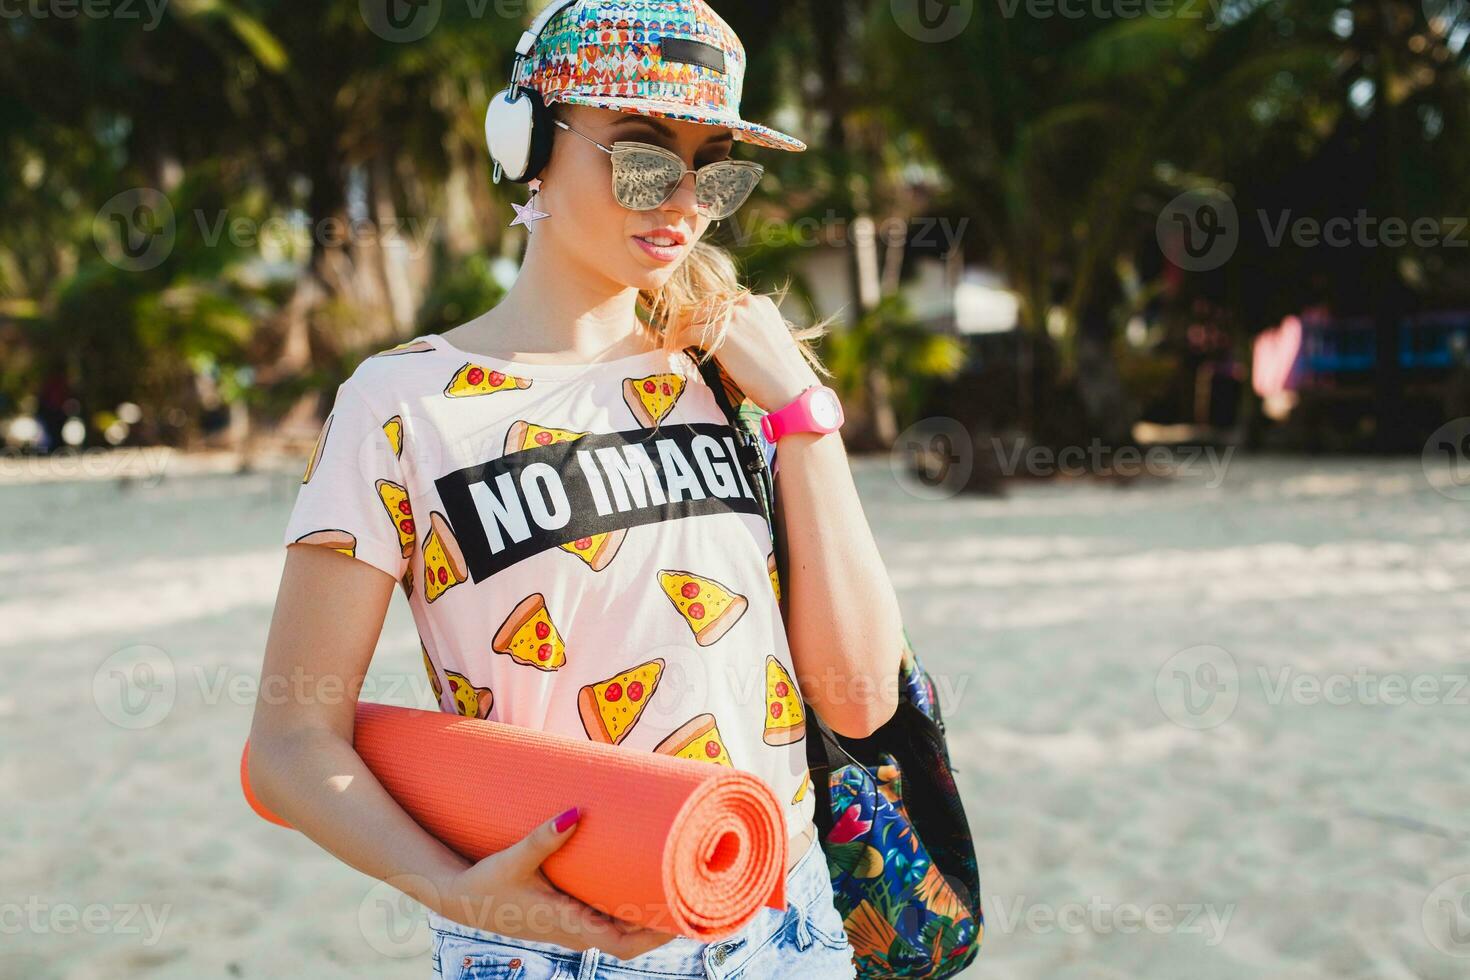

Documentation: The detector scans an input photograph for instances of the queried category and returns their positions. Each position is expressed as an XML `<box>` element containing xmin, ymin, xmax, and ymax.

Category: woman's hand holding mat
<box><xmin>433</xmin><ymin>805</ymin><xmax>682</xmax><ymax>957</ymax></box>
<box><xmin>240</xmin><ymin>702</ymin><xmax>788</xmax><ymax>942</ymax></box>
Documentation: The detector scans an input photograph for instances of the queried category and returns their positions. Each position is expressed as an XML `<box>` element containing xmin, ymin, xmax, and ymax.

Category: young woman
<box><xmin>248</xmin><ymin>2</ymin><xmax>904</xmax><ymax>977</ymax></box>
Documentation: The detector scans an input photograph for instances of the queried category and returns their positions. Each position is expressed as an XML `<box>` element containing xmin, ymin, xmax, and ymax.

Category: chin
<box><xmin>621</xmin><ymin>261</ymin><xmax>682</xmax><ymax>293</ymax></box>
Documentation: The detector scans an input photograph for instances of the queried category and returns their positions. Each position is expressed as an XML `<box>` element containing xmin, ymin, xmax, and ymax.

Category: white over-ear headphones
<box><xmin>485</xmin><ymin>0</ymin><xmax>586</xmax><ymax>184</ymax></box>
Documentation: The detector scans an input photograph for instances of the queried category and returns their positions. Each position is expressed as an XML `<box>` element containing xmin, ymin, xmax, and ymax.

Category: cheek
<box><xmin>556</xmin><ymin>170</ymin><xmax>620</xmax><ymax>227</ymax></box>
<box><xmin>545</xmin><ymin>175</ymin><xmax>627</xmax><ymax>250</ymax></box>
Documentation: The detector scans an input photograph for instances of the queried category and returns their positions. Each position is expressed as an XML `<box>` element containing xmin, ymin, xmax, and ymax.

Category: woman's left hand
<box><xmin>683</xmin><ymin>293</ymin><xmax>820</xmax><ymax>412</ymax></box>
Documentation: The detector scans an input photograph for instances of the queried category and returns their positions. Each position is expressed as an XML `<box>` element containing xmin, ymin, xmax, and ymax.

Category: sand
<box><xmin>3</xmin><ymin>454</ymin><xmax>1467</xmax><ymax>978</ymax></box>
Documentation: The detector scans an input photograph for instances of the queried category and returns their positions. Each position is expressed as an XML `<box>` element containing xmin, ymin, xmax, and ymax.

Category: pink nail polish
<box><xmin>553</xmin><ymin>806</ymin><xmax>580</xmax><ymax>832</ymax></box>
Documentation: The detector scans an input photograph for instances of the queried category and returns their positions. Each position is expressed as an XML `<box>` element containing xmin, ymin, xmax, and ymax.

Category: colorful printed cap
<box><xmin>514</xmin><ymin>0</ymin><xmax>806</xmax><ymax>152</ymax></box>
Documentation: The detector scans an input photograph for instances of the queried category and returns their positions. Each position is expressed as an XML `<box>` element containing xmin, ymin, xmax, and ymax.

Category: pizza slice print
<box><xmin>375</xmin><ymin>479</ymin><xmax>416</xmax><ymax>558</ymax></box>
<box><xmin>422</xmin><ymin>511</ymin><xmax>467</xmax><ymax>603</ymax></box>
<box><xmin>657</xmin><ymin>569</ymin><xmax>748</xmax><ymax>646</ymax></box>
<box><xmin>382</xmin><ymin>415</ymin><xmax>404</xmax><ymax>458</ymax></box>
<box><xmin>302</xmin><ymin>415</ymin><xmax>332</xmax><ymax>484</ymax></box>
<box><xmin>767</xmin><ymin>551</ymin><xmax>780</xmax><ymax>602</ymax></box>
<box><xmin>445</xmin><ymin>669</ymin><xmax>494</xmax><ymax>719</ymax></box>
<box><xmin>792</xmin><ymin>768</ymin><xmax>813</xmax><ymax>805</ymax></box>
<box><xmin>559</xmin><ymin>528</ymin><xmax>626</xmax><ymax>571</ymax></box>
<box><xmin>654</xmin><ymin>712</ymin><xmax>733</xmax><ymax>767</ymax></box>
<box><xmin>422</xmin><ymin>644</ymin><xmax>443</xmax><ymax>701</ymax></box>
<box><xmin>578</xmin><ymin>658</ymin><xmax>664</xmax><ymax>744</ymax></box>
<box><xmin>491</xmin><ymin>593</ymin><xmax>567</xmax><ymax>671</ymax></box>
<box><xmin>503</xmin><ymin>420</ymin><xmax>589</xmax><ymax>454</ymax></box>
<box><xmin>294</xmin><ymin>529</ymin><xmax>356</xmax><ymax>557</ymax></box>
<box><xmin>763</xmin><ymin>655</ymin><xmax>806</xmax><ymax>745</ymax></box>
<box><xmin>373</xmin><ymin>339</ymin><xmax>435</xmax><ymax>357</ymax></box>
<box><xmin>504</xmin><ymin>416</ymin><xmax>620</xmax><ymax>568</ymax></box>
<box><xmin>623</xmin><ymin>372</ymin><xmax>685</xmax><ymax>426</ymax></box>
<box><xmin>444</xmin><ymin>362</ymin><xmax>532</xmax><ymax>398</ymax></box>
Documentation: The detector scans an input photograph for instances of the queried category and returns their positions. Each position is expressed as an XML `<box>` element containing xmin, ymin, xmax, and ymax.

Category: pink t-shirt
<box><xmin>282</xmin><ymin>333</ymin><xmax>816</xmax><ymax>833</ymax></box>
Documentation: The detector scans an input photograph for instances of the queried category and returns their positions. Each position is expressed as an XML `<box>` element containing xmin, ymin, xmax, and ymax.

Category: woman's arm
<box><xmin>773</xmin><ymin>429</ymin><xmax>905</xmax><ymax>738</ymax></box>
<box><xmin>703</xmin><ymin>295</ymin><xmax>906</xmax><ymax>738</ymax></box>
<box><xmin>247</xmin><ymin>545</ymin><xmax>470</xmax><ymax>908</ymax></box>
<box><xmin>248</xmin><ymin>546</ymin><xmax>671</xmax><ymax>956</ymax></box>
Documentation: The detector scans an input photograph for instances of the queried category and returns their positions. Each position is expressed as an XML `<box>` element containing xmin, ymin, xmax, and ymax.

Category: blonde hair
<box><xmin>638</xmin><ymin>241</ymin><xmax>833</xmax><ymax>385</ymax></box>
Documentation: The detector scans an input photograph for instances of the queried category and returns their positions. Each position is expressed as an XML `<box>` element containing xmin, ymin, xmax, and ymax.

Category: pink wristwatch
<box><xmin>760</xmin><ymin>384</ymin><xmax>845</xmax><ymax>442</ymax></box>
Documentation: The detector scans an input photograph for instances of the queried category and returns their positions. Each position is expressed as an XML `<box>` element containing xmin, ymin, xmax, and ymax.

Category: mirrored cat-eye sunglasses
<box><xmin>553</xmin><ymin>119</ymin><xmax>765</xmax><ymax>220</ymax></box>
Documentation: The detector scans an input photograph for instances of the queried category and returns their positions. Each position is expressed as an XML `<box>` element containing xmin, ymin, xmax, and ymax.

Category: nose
<box><xmin>661</xmin><ymin>170</ymin><xmax>700</xmax><ymax>220</ymax></box>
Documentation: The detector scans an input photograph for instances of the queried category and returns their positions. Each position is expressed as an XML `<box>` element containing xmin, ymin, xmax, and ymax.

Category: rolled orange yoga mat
<box><xmin>240</xmin><ymin>702</ymin><xmax>788</xmax><ymax>941</ymax></box>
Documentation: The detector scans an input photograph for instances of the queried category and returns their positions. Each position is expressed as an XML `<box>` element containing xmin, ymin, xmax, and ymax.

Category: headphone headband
<box><xmin>489</xmin><ymin>0</ymin><xmax>583</xmax><ymax>184</ymax></box>
<box><xmin>514</xmin><ymin>0</ymin><xmax>583</xmax><ymax>59</ymax></box>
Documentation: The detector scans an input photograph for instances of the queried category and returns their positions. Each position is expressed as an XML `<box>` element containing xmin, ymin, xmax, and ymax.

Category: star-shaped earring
<box><xmin>510</xmin><ymin>179</ymin><xmax>550</xmax><ymax>228</ymax></box>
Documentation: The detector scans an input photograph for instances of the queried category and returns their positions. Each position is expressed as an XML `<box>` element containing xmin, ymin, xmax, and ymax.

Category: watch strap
<box><xmin>760</xmin><ymin>403</ymin><xmax>787</xmax><ymax>442</ymax></box>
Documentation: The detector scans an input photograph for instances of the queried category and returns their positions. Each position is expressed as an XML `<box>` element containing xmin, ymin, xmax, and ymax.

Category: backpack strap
<box><xmin>684</xmin><ymin>346</ymin><xmax>777</xmax><ymax>537</ymax></box>
<box><xmin>685</xmin><ymin>346</ymin><xmax>740</xmax><ymax>421</ymax></box>
<box><xmin>686</xmin><ymin>346</ymin><xmax>859</xmax><ymax>842</ymax></box>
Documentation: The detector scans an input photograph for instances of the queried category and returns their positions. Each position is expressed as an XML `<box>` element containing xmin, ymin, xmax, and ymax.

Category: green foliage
<box><xmin>2</xmin><ymin>0</ymin><xmax>1468</xmax><ymax>448</ymax></box>
<box><xmin>416</xmin><ymin>251</ymin><xmax>507</xmax><ymax>335</ymax></box>
<box><xmin>817</xmin><ymin>295</ymin><xmax>967</xmax><ymax>426</ymax></box>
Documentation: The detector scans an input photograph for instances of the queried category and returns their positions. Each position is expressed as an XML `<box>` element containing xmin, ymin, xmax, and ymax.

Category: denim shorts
<box><xmin>426</xmin><ymin>834</ymin><xmax>857</xmax><ymax>979</ymax></box>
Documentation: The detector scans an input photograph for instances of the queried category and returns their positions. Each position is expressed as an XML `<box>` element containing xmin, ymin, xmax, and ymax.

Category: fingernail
<box><xmin>553</xmin><ymin>806</ymin><xmax>580</xmax><ymax>833</ymax></box>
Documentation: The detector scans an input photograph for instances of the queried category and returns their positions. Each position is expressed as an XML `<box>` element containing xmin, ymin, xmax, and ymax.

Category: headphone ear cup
<box><xmin>485</xmin><ymin>86</ymin><xmax>535</xmax><ymax>182</ymax></box>
<box><xmin>485</xmin><ymin>86</ymin><xmax>556</xmax><ymax>184</ymax></box>
<box><xmin>521</xmin><ymin>90</ymin><xmax>556</xmax><ymax>183</ymax></box>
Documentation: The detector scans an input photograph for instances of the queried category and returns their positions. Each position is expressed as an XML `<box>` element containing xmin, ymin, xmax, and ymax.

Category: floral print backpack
<box><xmin>689</xmin><ymin>348</ymin><xmax>984</xmax><ymax>978</ymax></box>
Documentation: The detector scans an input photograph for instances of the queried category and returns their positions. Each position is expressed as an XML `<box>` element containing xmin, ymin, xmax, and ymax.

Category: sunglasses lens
<box><xmin>610</xmin><ymin>148</ymin><xmax>685</xmax><ymax>211</ymax></box>
<box><xmin>608</xmin><ymin>144</ymin><xmax>764</xmax><ymax>218</ymax></box>
<box><xmin>696</xmin><ymin>163</ymin><xmax>763</xmax><ymax>219</ymax></box>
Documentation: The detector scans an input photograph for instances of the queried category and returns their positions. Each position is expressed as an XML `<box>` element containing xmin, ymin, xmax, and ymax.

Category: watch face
<box><xmin>809</xmin><ymin>389</ymin><xmax>841</xmax><ymax>429</ymax></box>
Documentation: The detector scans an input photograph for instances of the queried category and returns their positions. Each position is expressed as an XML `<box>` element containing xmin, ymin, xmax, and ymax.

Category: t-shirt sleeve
<box><xmin>282</xmin><ymin>378</ymin><xmax>411</xmax><ymax>583</ymax></box>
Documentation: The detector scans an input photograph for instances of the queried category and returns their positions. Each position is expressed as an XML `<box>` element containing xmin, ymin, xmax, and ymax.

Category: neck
<box><xmin>483</xmin><ymin>228</ymin><xmax>654</xmax><ymax>358</ymax></box>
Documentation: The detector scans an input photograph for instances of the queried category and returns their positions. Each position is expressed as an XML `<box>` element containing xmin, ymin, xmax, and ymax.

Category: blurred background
<box><xmin>5</xmin><ymin>1</ymin><xmax>1470</xmax><ymax>978</ymax></box>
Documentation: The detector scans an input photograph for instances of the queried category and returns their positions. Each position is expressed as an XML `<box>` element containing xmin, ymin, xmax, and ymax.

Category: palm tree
<box><xmin>866</xmin><ymin>3</ymin><xmax>1346</xmax><ymax>442</ymax></box>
